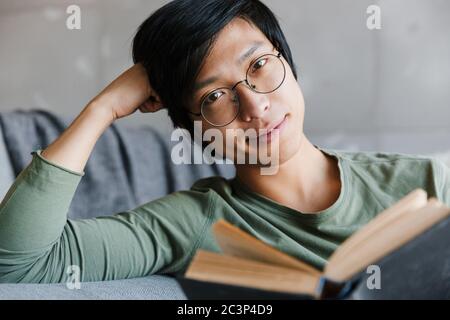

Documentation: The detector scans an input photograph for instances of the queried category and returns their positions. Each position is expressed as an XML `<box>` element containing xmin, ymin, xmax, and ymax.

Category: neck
<box><xmin>235</xmin><ymin>134</ymin><xmax>341</xmax><ymax>213</ymax></box>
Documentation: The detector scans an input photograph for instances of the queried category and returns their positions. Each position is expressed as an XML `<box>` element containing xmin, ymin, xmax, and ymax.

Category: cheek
<box><xmin>272</xmin><ymin>72</ymin><xmax>304</xmax><ymax>115</ymax></box>
<box><xmin>285</xmin><ymin>67</ymin><xmax>304</xmax><ymax>107</ymax></box>
<box><xmin>284</xmin><ymin>68</ymin><xmax>303</xmax><ymax>99</ymax></box>
<box><xmin>274</xmin><ymin>71</ymin><xmax>305</xmax><ymax>137</ymax></box>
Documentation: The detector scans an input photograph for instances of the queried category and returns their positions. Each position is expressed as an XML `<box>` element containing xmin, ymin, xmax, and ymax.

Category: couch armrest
<box><xmin>0</xmin><ymin>275</ymin><xmax>186</xmax><ymax>300</ymax></box>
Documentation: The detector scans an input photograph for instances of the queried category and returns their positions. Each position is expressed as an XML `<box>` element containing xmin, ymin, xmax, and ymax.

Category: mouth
<box><xmin>246</xmin><ymin>115</ymin><xmax>288</xmax><ymax>143</ymax></box>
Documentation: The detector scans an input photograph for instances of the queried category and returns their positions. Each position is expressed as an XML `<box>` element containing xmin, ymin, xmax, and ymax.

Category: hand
<box><xmin>91</xmin><ymin>63</ymin><xmax>163</xmax><ymax>121</ymax></box>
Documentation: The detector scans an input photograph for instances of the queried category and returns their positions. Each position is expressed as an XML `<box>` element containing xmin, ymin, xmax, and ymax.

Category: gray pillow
<box><xmin>0</xmin><ymin>127</ymin><xmax>15</xmax><ymax>201</ymax></box>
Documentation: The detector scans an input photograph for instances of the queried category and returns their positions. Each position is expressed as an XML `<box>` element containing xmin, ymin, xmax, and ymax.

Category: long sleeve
<box><xmin>436</xmin><ymin>158</ymin><xmax>450</xmax><ymax>207</ymax></box>
<box><xmin>0</xmin><ymin>151</ymin><xmax>84</xmax><ymax>251</ymax></box>
<box><xmin>0</xmin><ymin>151</ymin><xmax>213</xmax><ymax>283</ymax></box>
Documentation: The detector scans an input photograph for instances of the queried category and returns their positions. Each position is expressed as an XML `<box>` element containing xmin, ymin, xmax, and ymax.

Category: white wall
<box><xmin>0</xmin><ymin>0</ymin><xmax>449</xmax><ymax>154</ymax></box>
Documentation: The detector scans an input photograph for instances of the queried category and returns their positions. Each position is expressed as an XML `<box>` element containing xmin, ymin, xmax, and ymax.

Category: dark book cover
<box><xmin>178</xmin><ymin>216</ymin><xmax>450</xmax><ymax>300</ymax></box>
<box><xmin>347</xmin><ymin>215</ymin><xmax>450</xmax><ymax>299</ymax></box>
<box><xmin>177</xmin><ymin>277</ymin><xmax>314</xmax><ymax>300</ymax></box>
<box><xmin>177</xmin><ymin>275</ymin><xmax>354</xmax><ymax>300</ymax></box>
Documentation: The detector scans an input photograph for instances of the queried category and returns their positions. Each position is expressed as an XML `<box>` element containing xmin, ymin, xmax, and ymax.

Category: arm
<box><xmin>0</xmin><ymin>64</ymin><xmax>185</xmax><ymax>283</ymax></box>
<box><xmin>0</xmin><ymin>153</ymin><xmax>212</xmax><ymax>283</ymax></box>
<box><xmin>41</xmin><ymin>63</ymin><xmax>162</xmax><ymax>172</ymax></box>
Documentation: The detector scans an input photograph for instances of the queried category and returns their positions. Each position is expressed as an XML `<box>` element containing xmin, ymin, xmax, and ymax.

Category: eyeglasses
<box><xmin>188</xmin><ymin>51</ymin><xmax>286</xmax><ymax>127</ymax></box>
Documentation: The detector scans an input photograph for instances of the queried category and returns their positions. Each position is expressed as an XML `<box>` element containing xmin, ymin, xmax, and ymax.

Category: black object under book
<box><xmin>178</xmin><ymin>216</ymin><xmax>450</xmax><ymax>300</ymax></box>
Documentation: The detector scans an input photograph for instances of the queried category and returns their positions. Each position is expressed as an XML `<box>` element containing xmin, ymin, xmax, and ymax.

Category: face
<box><xmin>188</xmin><ymin>18</ymin><xmax>305</xmax><ymax>168</ymax></box>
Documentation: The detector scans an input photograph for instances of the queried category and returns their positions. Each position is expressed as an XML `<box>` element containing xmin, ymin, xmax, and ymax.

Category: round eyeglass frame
<box><xmin>188</xmin><ymin>51</ymin><xmax>286</xmax><ymax>127</ymax></box>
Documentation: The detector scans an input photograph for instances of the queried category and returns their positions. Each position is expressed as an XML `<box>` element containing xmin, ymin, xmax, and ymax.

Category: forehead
<box><xmin>198</xmin><ymin>18</ymin><xmax>272</xmax><ymax>75</ymax></box>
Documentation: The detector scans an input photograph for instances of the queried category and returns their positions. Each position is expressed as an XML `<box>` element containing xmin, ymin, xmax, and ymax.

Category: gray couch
<box><xmin>1</xmin><ymin>111</ymin><xmax>450</xmax><ymax>300</ymax></box>
<box><xmin>0</xmin><ymin>110</ymin><xmax>235</xmax><ymax>300</ymax></box>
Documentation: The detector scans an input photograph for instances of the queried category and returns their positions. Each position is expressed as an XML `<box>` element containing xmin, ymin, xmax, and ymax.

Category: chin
<box><xmin>276</xmin><ymin>119</ymin><xmax>304</xmax><ymax>165</ymax></box>
<box><xmin>225</xmin><ymin>112</ymin><xmax>304</xmax><ymax>167</ymax></box>
<box><xmin>251</xmin><ymin>129</ymin><xmax>304</xmax><ymax>168</ymax></box>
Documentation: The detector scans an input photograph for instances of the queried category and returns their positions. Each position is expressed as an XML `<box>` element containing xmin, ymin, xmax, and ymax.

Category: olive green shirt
<box><xmin>0</xmin><ymin>146</ymin><xmax>449</xmax><ymax>283</ymax></box>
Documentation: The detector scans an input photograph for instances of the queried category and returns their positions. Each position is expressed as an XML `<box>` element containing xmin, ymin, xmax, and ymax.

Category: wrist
<box><xmin>85</xmin><ymin>95</ymin><xmax>117</xmax><ymax>126</ymax></box>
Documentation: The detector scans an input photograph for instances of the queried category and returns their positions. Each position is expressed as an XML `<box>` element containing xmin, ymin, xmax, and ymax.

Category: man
<box><xmin>0</xmin><ymin>0</ymin><xmax>449</xmax><ymax>283</ymax></box>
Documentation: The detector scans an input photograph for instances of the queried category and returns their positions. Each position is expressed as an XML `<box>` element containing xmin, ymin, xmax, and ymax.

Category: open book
<box><xmin>177</xmin><ymin>189</ymin><xmax>450</xmax><ymax>299</ymax></box>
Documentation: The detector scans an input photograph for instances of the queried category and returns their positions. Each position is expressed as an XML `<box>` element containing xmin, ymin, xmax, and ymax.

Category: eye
<box><xmin>251</xmin><ymin>57</ymin><xmax>268</xmax><ymax>73</ymax></box>
<box><xmin>204</xmin><ymin>90</ymin><xmax>224</xmax><ymax>105</ymax></box>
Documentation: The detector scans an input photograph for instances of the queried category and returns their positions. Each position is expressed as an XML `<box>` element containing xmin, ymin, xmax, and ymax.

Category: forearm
<box><xmin>41</xmin><ymin>98</ymin><xmax>114</xmax><ymax>173</ymax></box>
<box><xmin>0</xmin><ymin>98</ymin><xmax>114</xmax><ymax>251</ymax></box>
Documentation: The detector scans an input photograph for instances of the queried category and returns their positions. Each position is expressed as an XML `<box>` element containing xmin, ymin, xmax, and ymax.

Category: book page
<box><xmin>324</xmin><ymin>200</ymin><xmax>450</xmax><ymax>282</ymax></box>
<box><xmin>213</xmin><ymin>219</ymin><xmax>321</xmax><ymax>276</ymax></box>
<box><xmin>186</xmin><ymin>250</ymin><xmax>321</xmax><ymax>297</ymax></box>
<box><xmin>328</xmin><ymin>189</ymin><xmax>428</xmax><ymax>266</ymax></box>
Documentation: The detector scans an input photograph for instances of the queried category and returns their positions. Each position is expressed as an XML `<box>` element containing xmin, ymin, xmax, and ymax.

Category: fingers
<box><xmin>138</xmin><ymin>98</ymin><xmax>163</xmax><ymax>113</ymax></box>
<box><xmin>138</xmin><ymin>105</ymin><xmax>148</xmax><ymax>113</ymax></box>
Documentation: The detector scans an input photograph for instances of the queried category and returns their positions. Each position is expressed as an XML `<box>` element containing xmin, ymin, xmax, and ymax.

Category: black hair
<box><xmin>132</xmin><ymin>0</ymin><xmax>297</xmax><ymax>137</ymax></box>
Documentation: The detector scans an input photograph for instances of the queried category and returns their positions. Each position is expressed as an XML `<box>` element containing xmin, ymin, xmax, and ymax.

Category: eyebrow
<box><xmin>237</xmin><ymin>41</ymin><xmax>263</xmax><ymax>65</ymax></box>
<box><xmin>194</xmin><ymin>41</ymin><xmax>264</xmax><ymax>92</ymax></box>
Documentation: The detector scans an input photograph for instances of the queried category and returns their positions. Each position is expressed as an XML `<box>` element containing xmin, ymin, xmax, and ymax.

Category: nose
<box><xmin>234</xmin><ymin>82</ymin><xmax>270</xmax><ymax>122</ymax></box>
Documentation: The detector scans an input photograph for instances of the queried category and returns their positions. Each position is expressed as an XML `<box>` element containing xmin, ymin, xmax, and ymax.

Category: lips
<box><xmin>243</xmin><ymin>115</ymin><xmax>288</xmax><ymax>144</ymax></box>
<box><xmin>257</xmin><ymin>115</ymin><xmax>287</xmax><ymax>138</ymax></box>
